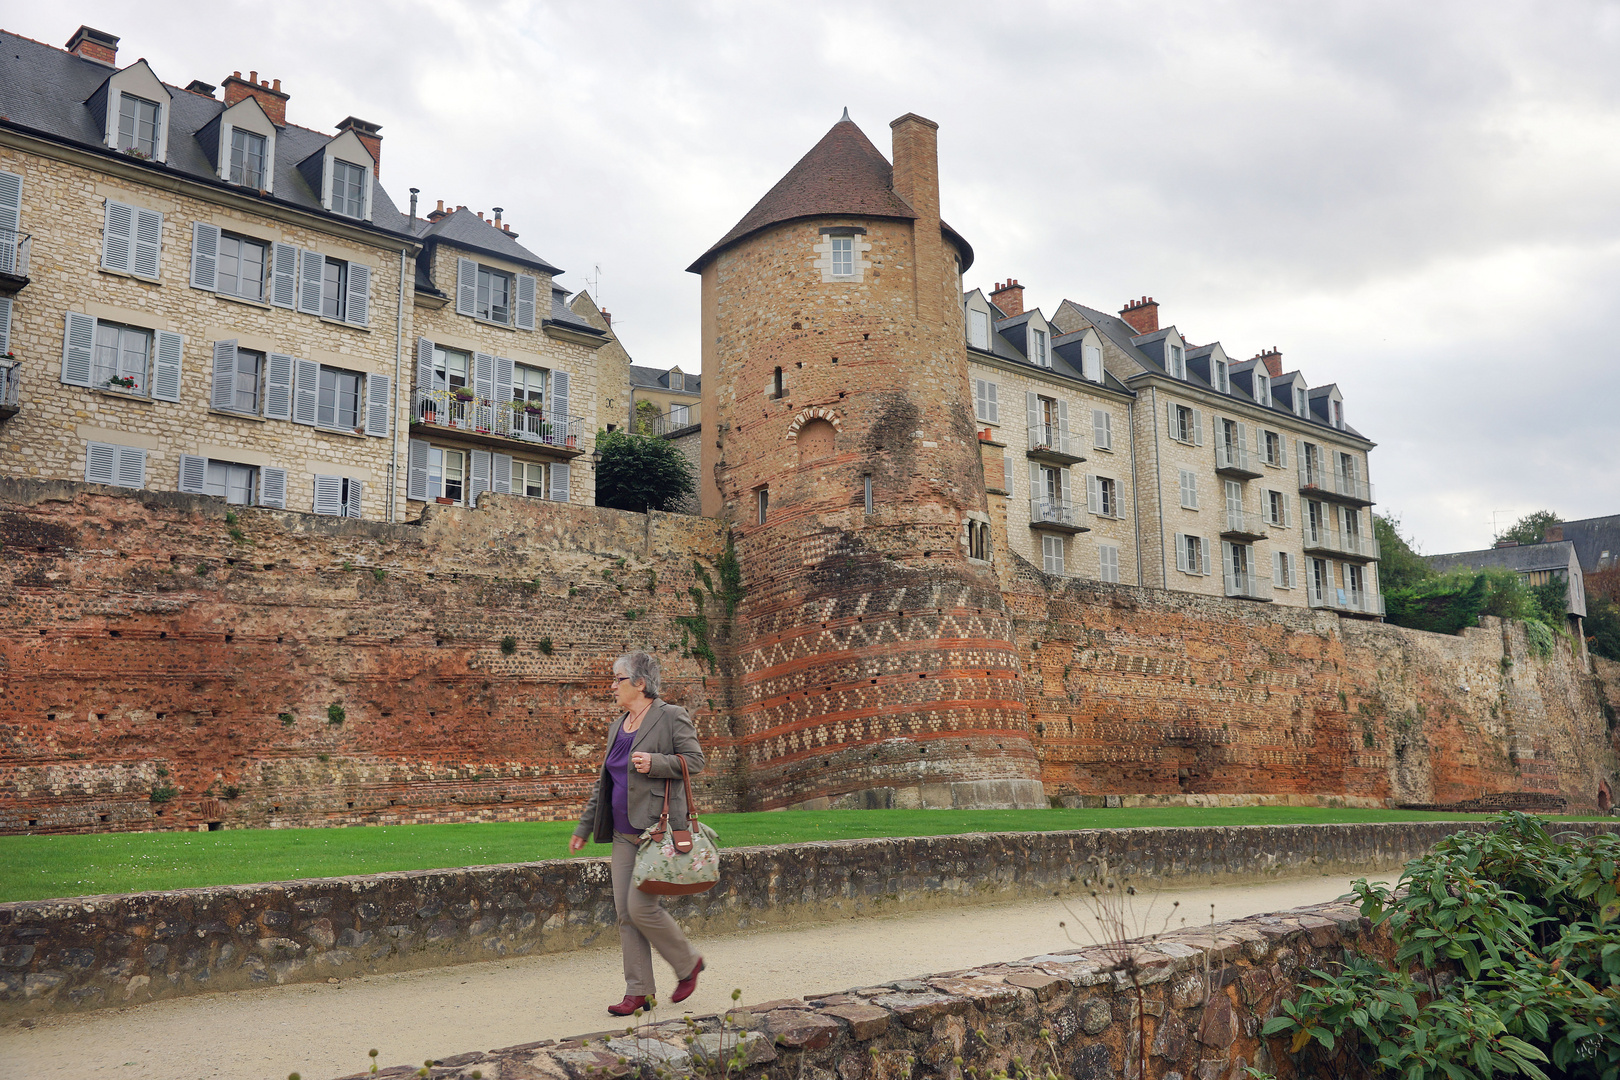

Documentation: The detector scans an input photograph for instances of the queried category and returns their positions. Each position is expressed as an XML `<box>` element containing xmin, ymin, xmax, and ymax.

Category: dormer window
<box><xmin>231</xmin><ymin>129</ymin><xmax>267</xmax><ymax>189</ymax></box>
<box><xmin>1031</xmin><ymin>327</ymin><xmax>1049</xmax><ymax>368</ymax></box>
<box><xmin>118</xmin><ymin>94</ymin><xmax>161</xmax><ymax>157</ymax></box>
<box><xmin>669</xmin><ymin>370</ymin><xmax>685</xmax><ymax>392</ymax></box>
<box><xmin>1169</xmin><ymin>343</ymin><xmax>1186</xmax><ymax>379</ymax></box>
<box><xmin>1255</xmin><ymin>372</ymin><xmax>1270</xmax><ymax>405</ymax></box>
<box><xmin>1213</xmin><ymin>358</ymin><xmax>1229</xmax><ymax>393</ymax></box>
<box><xmin>1333</xmin><ymin>401</ymin><xmax>1344</xmax><ymax>429</ymax></box>
<box><xmin>1294</xmin><ymin>387</ymin><xmax>1307</xmax><ymax>418</ymax></box>
<box><xmin>331</xmin><ymin>160</ymin><xmax>367</xmax><ymax>218</ymax></box>
<box><xmin>969</xmin><ymin>308</ymin><xmax>989</xmax><ymax>350</ymax></box>
<box><xmin>1082</xmin><ymin>345</ymin><xmax>1102</xmax><ymax>382</ymax></box>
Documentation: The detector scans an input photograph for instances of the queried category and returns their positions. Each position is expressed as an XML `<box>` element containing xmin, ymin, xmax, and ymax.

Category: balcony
<box><xmin>1300</xmin><ymin>467</ymin><xmax>1375</xmax><ymax>507</ymax></box>
<box><xmin>1302</xmin><ymin>524</ymin><xmax>1381</xmax><ymax>561</ymax></box>
<box><xmin>1224</xmin><ymin>569</ymin><xmax>1273</xmax><ymax>602</ymax></box>
<box><xmin>1214</xmin><ymin>442</ymin><xmax>1263</xmax><ymax>479</ymax></box>
<box><xmin>412</xmin><ymin>389</ymin><xmax>583</xmax><ymax>455</ymax></box>
<box><xmin>0</xmin><ymin>228</ymin><xmax>29</xmax><ymax>293</ymax></box>
<box><xmin>1030</xmin><ymin>498</ymin><xmax>1089</xmax><ymax>534</ymax></box>
<box><xmin>1220</xmin><ymin>508</ymin><xmax>1268</xmax><ymax>541</ymax></box>
<box><xmin>0</xmin><ymin>360</ymin><xmax>17</xmax><ymax>420</ymax></box>
<box><xmin>628</xmin><ymin>403</ymin><xmax>701</xmax><ymax>437</ymax></box>
<box><xmin>1308</xmin><ymin>588</ymin><xmax>1385</xmax><ymax>617</ymax></box>
<box><xmin>1027</xmin><ymin>423</ymin><xmax>1084</xmax><ymax>465</ymax></box>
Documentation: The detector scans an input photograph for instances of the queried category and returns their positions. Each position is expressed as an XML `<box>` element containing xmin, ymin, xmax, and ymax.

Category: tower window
<box><xmin>757</xmin><ymin>488</ymin><xmax>768</xmax><ymax>524</ymax></box>
<box><xmin>863</xmin><ymin>475</ymin><xmax>873</xmax><ymax>514</ymax></box>
<box><xmin>830</xmin><ymin>236</ymin><xmax>853</xmax><ymax>276</ymax></box>
<box><xmin>771</xmin><ymin>367</ymin><xmax>784</xmax><ymax>399</ymax></box>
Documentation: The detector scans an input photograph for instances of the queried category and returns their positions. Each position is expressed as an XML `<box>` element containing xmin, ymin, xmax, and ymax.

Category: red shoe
<box><xmin>671</xmin><ymin>958</ymin><xmax>704</xmax><ymax>1004</ymax></box>
<box><xmin>608</xmin><ymin>995</ymin><xmax>648</xmax><ymax>1016</ymax></box>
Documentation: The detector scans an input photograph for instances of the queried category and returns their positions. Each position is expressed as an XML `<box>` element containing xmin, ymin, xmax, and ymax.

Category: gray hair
<box><xmin>613</xmin><ymin>651</ymin><xmax>661</xmax><ymax>698</ymax></box>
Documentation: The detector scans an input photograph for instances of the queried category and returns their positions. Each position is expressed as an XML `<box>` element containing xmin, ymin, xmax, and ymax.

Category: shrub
<box><xmin>278</xmin><ymin>712</ymin><xmax>295</xmax><ymax>726</ymax></box>
<box><xmin>538</xmin><ymin>637</ymin><xmax>554</xmax><ymax>656</ymax></box>
<box><xmin>594</xmin><ymin>429</ymin><xmax>696</xmax><ymax>513</ymax></box>
<box><xmin>222</xmin><ymin>785</ymin><xmax>241</xmax><ymax>799</ymax></box>
<box><xmin>371</xmin><ymin>567</ymin><xmax>387</xmax><ymax>583</ymax></box>
<box><xmin>327</xmin><ymin>703</ymin><xmax>345</xmax><ymax>725</ymax></box>
<box><xmin>500</xmin><ymin>635</ymin><xmax>517</xmax><ymax>655</ymax></box>
<box><xmin>149</xmin><ymin>785</ymin><xmax>177</xmax><ymax>804</ymax></box>
<box><xmin>1267</xmin><ymin>812</ymin><xmax>1620</xmax><ymax>1078</ymax></box>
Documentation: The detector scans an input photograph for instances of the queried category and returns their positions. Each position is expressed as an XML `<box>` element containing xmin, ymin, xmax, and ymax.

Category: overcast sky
<box><xmin>17</xmin><ymin>1</ymin><xmax>1619</xmax><ymax>553</ymax></box>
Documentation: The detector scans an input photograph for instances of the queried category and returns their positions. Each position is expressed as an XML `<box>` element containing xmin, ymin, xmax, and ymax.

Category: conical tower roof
<box><xmin>687</xmin><ymin>116</ymin><xmax>920</xmax><ymax>272</ymax></box>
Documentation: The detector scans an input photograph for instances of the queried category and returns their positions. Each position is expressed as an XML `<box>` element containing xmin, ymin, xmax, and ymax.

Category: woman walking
<box><xmin>570</xmin><ymin>651</ymin><xmax>706</xmax><ymax>1016</ymax></box>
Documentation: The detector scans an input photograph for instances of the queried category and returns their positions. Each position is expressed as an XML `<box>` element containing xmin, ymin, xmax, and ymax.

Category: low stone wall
<box><xmin>5</xmin><ymin>820</ymin><xmax>1612</xmax><ymax>1021</ymax></box>
<box><xmin>339</xmin><ymin>895</ymin><xmax>1386</xmax><ymax>1080</ymax></box>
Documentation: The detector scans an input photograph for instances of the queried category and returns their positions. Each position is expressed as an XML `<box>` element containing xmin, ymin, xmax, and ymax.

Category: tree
<box><xmin>1372</xmin><ymin>512</ymin><xmax>1434</xmax><ymax>592</ymax></box>
<box><xmin>594</xmin><ymin>429</ymin><xmax>695</xmax><ymax>513</ymax></box>
<box><xmin>1498</xmin><ymin>509</ymin><xmax>1562</xmax><ymax>546</ymax></box>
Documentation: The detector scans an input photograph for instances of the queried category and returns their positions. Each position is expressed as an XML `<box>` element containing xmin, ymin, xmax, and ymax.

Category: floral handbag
<box><xmin>632</xmin><ymin>755</ymin><xmax>721</xmax><ymax>895</ymax></box>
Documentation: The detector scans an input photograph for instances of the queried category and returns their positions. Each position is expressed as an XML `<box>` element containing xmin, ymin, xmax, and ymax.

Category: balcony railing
<box><xmin>1214</xmin><ymin>442</ymin><xmax>1262</xmax><ymax>478</ymax></box>
<box><xmin>1308</xmin><ymin>587</ymin><xmax>1385</xmax><ymax>616</ymax></box>
<box><xmin>1221</xmin><ymin>508</ymin><xmax>1268</xmax><ymax>539</ymax></box>
<box><xmin>1030</xmin><ymin>497</ymin><xmax>1087</xmax><ymax>532</ymax></box>
<box><xmin>0</xmin><ymin>360</ymin><xmax>18</xmax><ymax>419</ymax></box>
<box><xmin>629</xmin><ymin>403</ymin><xmax>701</xmax><ymax>437</ymax></box>
<box><xmin>1224</xmin><ymin>569</ymin><xmax>1273</xmax><ymax>601</ymax></box>
<box><xmin>1027</xmin><ymin>422</ymin><xmax>1082</xmax><ymax>463</ymax></box>
<box><xmin>1302</xmin><ymin>523</ymin><xmax>1381</xmax><ymax>560</ymax></box>
<box><xmin>1300</xmin><ymin>466</ymin><xmax>1375</xmax><ymax>506</ymax></box>
<box><xmin>0</xmin><ymin>227</ymin><xmax>29</xmax><ymax>282</ymax></box>
<box><xmin>414</xmin><ymin>388</ymin><xmax>582</xmax><ymax>450</ymax></box>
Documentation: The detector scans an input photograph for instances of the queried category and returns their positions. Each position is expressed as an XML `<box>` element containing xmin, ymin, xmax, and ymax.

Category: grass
<box><xmin>0</xmin><ymin>806</ymin><xmax>1607</xmax><ymax>904</ymax></box>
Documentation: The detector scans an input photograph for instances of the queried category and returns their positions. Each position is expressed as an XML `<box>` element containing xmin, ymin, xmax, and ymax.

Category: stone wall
<box><xmin>0</xmin><ymin>477</ymin><xmax>730</xmax><ymax>833</ymax></box>
<box><xmin>7</xmin><ymin>820</ymin><xmax>1599</xmax><ymax>1021</ymax></box>
<box><xmin>347</xmin><ymin>895</ymin><xmax>1383</xmax><ymax>1080</ymax></box>
<box><xmin>1012</xmin><ymin>567</ymin><xmax>1617</xmax><ymax>810</ymax></box>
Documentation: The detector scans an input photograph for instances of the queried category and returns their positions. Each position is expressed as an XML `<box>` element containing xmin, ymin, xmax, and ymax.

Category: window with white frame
<box><xmin>429</xmin><ymin>447</ymin><xmax>466</xmax><ymax>503</ymax></box>
<box><xmin>669</xmin><ymin>403</ymin><xmax>690</xmax><ymax>426</ymax></box>
<box><xmin>330</xmin><ymin>160</ymin><xmax>368</xmax><ymax>219</ymax></box>
<box><xmin>1263</xmin><ymin>430</ymin><xmax>1284</xmax><ymax>466</ymax></box>
<box><xmin>290</xmin><ymin>358</ymin><xmax>388</xmax><ymax>436</ymax></box>
<box><xmin>967</xmin><ymin>519</ymin><xmax>991</xmax><ymax>561</ymax></box>
<box><xmin>1092</xmin><ymin>408</ymin><xmax>1112</xmax><ymax>450</ymax></box>
<box><xmin>757</xmin><ymin>488</ymin><xmax>769</xmax><ymax>524</ymax></box>
<box><xmin>118</xmin><ymin>94</ymin><xmax>161</xmax><ymax>158</ymax></box>
<box><xmin>969</xmin><ymin>308</ymin><xmax>990</xmax><ymax>350</ymax></box>
<box><xmin>1213</xmin><ymin>357</ymin><xmax>1229</xmax><ymax>392</ymax></box>
<box><xmin>518</xmin><ymin>460</ymin><xmax>548</xmax><ymax>499</ymax></box>
<box><xmin>1294</xmin><ymin>386</ymin><xmax>1308</xmax><ymax>417</ymax></box>
<box><xmin>1254</xmin><ymin>371</ymin><xmax>1270</xmax><ymax>406</ymax></box>
<box><xmin>830</xmin><ymin>235</ymin><xmax>853</xmax><ymax>276</ymax></box>
<box><xmin>205</xmin><ymin>460</ymin><xmax>256</xmax><ymax>505</ymax></box>
<box><xmin>1041</xmin><ymin>533</ymin><xmax>1064</xmax><ymax>575</ymax></box>
<box><xmin>93</xmin><ymin>321</ymin><xmax>152</xmax><ymax>394</ymax></box>
<box><xmin>1030</xmin><ymin>327</ymin><xmax>1049</xmax><ymax>368</ymax></box>
<box><xmin>1310</xmin><ymin>557</ymin><xmax>1331</xmax><ymax>602</ymax></box>
<box><xmin>1098</xmin><ymin>543</ymin><xmax>1120</xmax><ymax>583</ymax></box>
<box><xmin>217</xmin><ymin>233</ymin><xmax>268</xmax><ymax>301</ymax></box>
<box><xmin>226</xmin><ymin>347</ymin><xmax>262</xmax><ymax>415</ymax></box>
<box><xmin>1168</xmin><ymin>343</ymin><xmax>1186</xmax><ymax>379</ymax></box>
<box><xmin>1273</xmin><ymin>550</ymin><xmax>1296</xmax><ymax>589</ymax></box>
<box><xmin>1088</xmin><ymin>474</ymin><xmax>1119</xmax><ymax>518</ymax></box>
<box><xmin>1346</xmin><ymin>563</ymin><xmax>1365</xmax><ymax>603</ymax></box>
<box><xmin>177</xmin><ymin>454</ymin><xmax>287</xmax><ymax>508</ymax></box>
<box><xmin>321</xmin><ymin>257</ymin><xmax>349</xmax><ymax>321</ymax></box>
<box><xmin>1267</xmin><ymin>489</ymin><xmax>1290</xmax><ymax>527</ymax></box>
<box><xmin>317</xmin><ymin>367</ymin><xmax>363</xmax><ymax>430</ymax></box>
<box><xmin>1169</xmin><ymin>403</ymin><xmax>1201</xmax><ymax>444</ymax></box>
<box><xmin>432</xmin><ymin>346</ymin><xmax>469</xmax><ymax>391</ymax></box>
<box><xmin>1179</xmin><ymin>469</ymin><xmax>1199</xmax><ymax>510</ymax></box>
<box><xmin>1176</xmin><ymin>533</ymin><xmax>1208</xmax><ymax>575</ymax></box>
<box><xmin>313</xmin><ymin>474</ymin><xmax>362</xmax><ymax>518</ymax></box>
<box><xmin>230</xmin><ymin>128</ymin><xmax>267</xmax><ymax>189</ymax></box>
<box><xmin>455</xmin><ymin>259</ymin><xmax>537</xmax><ymax>329</ymax></box>
<box><xmin>513</xmin><ymin>363</ymin><xmax>547</xmax><ymax>407</ymax></box>
<box><xmin>973</xmin><ymin>378</ymin><xmax>998</xmax><ymax>423</ymax></box>
<box><xmin>1333</xmin><ymin>400</ymin><xmax>1345</xmax><ymax>429</ymax></box>
<box><xmin>1082</xmin><ymin>345</ymin><xmax>1102</xmax><ymax>382</ymax></box>
<box><xmin>478</xmin><ymin>265</ymin><xmax>513</xmax><ymax>324</ymax></box>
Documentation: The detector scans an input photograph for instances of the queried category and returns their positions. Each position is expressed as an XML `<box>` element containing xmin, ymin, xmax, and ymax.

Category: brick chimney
<box><xmin>1252</xmin><ymin>346</ymin><xmax>1283</xmax><ymax>377</ymax></box>
<box><xmin>889</xmin><ymin>113</ymin><xmax>944</xmax><ymax>322</ymax></box>
<box><xmin>426</xmin><ymin>199</ymin><xmax>450</xmax><ymax>223</ymax></box>
<box><xmin>600</xmin><ymin>310</ymin><xmax>612</xmax><ymax>329</ymax></box>
<box><xmin>66</xmin><ymin>26</ymin><xmax>118</xmax><ymax>66</ymax></box>
<box><xmin>335</xmin><ymin>117</ymin><xmax>382</xmax><ymax>175</ymax></box>
<box><xmin>222</xmin><ymin>71</ymin><xmax>289</xmax><ymax>127</ymax></box>
<box><xmin>990</xmin><ymin>280</ymin><xmax>1025</xmax><ymax>317</ymax></box>
<box><xmin>1119</xmin><ymin>296</ymin><xmax>1159</xmax><ymax>335</ymax></box>
<box><xmin>1544</xmin><ymin>525</ymin><xmax>1564</xmax><ymax>543</ymax></box>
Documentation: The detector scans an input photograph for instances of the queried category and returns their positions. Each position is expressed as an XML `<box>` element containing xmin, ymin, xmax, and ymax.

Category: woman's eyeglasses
<box><xmin>611</xmin><ymin>675</ymin><xmax>631</xmax><ymax>685</ymax></box>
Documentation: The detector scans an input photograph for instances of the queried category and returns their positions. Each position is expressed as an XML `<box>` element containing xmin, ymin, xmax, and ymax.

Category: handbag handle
<box><xmin>651</xmin><ymin>753</ymin><xmax>699</xmax><ymax>841</ymax></box>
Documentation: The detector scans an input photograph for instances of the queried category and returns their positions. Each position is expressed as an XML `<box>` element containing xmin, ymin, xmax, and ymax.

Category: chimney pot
<box><xmin>65</xmin><ymin>25</ymin><xmax>119</xmax><ymax>66</ymax></box>
<box><xmin>989</xmin><ymin>279</ymin><xmax>1026</xmax><ymax>318</ymax></box>
<box><xmin>272</xmin><ymin>79</ymin><xmax>281</xmax><ymax>92</ymax></box>
<box><xmin>249</xmin><ymin>70</ymin><xmax>258</xmax><ymax>83</ymax></box>
<box><xmin>1119</xmin><ymin>295</ymin><xmax>1160</xmax><ymax>335</ymax></box>
<box><xmin>223</xmin><ymin>71</ymin><xmax>289</xmax><ymax>127</ymax></box>
<box><xmin>233</xmin><ymin>70</ymin><xmax>242</xmax><ymax>79</ymax></box>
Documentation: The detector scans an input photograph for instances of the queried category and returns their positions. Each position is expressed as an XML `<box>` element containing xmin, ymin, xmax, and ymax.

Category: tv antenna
<box><xmin>584</xmin><ymin>264</ymin><xmax>601</xmax><ymax>305</ymax></box>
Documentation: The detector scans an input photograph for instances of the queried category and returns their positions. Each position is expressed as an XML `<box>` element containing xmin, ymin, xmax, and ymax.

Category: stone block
<box><xmin>820</xmin><ymin>1003</ymin><xmax>890</xmax><ymax>1040</ymax></box>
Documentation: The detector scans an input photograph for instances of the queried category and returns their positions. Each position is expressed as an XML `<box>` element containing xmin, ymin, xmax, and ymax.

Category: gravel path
<box><xmin>0</xmin><ymin>873</ymin><xmax>1386</xmax><ymax>1080</ymax></box>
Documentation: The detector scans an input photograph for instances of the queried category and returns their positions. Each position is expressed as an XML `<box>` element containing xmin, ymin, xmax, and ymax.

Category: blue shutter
<box><xmin>264</xmin><ymin>352</ymin><xmax>294</xmax><ymax>420</ymax></box>
<box><xmin>456</xmin><ymin>258</ymin><xmax>477</xmax><ymax>317</ymax></box>
<box><xmin>132</xmin><ymin>208</ymin><xmax>162</xmax><ymax>279</ymax></box>
<box><xmin>270</xmin><ymin>242</ymin><xmax>298</xmax><ymax>308</ymax></box>
<box><xmin>550</xmin><ymin>368</ymin><xmax>570</xmax><ymax>421</ymax></box>
<box><xmin>0</xmin><ymin>295</ymin><xmax>11</xmax><ymax>354</ymax></box>
<box><xmin>492</xmin><ymin>453</ymin><xmax>513</xmax><ymax>495</ymax></box>
<box><xmin>364</xmin><ymin>372</ymin><xmax>390</xmax><ymax>437</ymax></box>
<box><xmin>549</xmin><ymin>461</ymin><xmax>570</xmax><ymax>503</ymax></box>
<box><xmin>211</xmin><ymin>340</ymin><xmax>237</xmax><ymax>411</ymax></box>
<box><xmin>312</xmin><ymin>474</ymin><xmax>343</xmax><ymax>515</ymax></box>
<box><xmin>407</xmin><ymin>438</ymin><xmax>430</xmax><ymax>501</ymax></box>
<box><xmin>85</xmin><ymin>442</ymin><xmax>118</xmax><ymax>485</ymax></box>
<box><xmin>293</xmin><ymin>358</ymin><xmax>319</xmax><ymax>425</ymax></box>
<box><xmin>102</xmin><ymin>199</ymin><xmax>134</xmax><ymax>272</ymax></box>
<box><xmin>494</xmin><ymin>355</ymin><xmax>514</xmax><ymax>405</ymax></box>
<box><xmin>61</xmin><ymin>312</ymin><xmax>96</xmax><ymax>386</ymax></box>
<box><xmin>344</xmin><ymin>478</ymin><xmax>363</xmax><ymax>519</ymax></box>
<box><xmin>298</xmin><ymin>249</ymin><xmax>323</xmax><ymax>315</ymax></box>
<box><xmin>515</xmin><ymin>274</ymin><xmax>536</xmax><ymax>330</ymax></box>
<box><xmin>469</xmin><ymin>449</ymin><xmax>491</xmax><ymax>504</ymax></box>
<box><xmin>178</xmin><ymin>453</ymin><xmax>208</xmax><ymax>494</ymax></box>
<box><xmin>415</xmin><ymin>337</ymin><xmax>434</xmax><ymax>390</ymax></box>
<box><xmin>190</xmin><ymin>222</ymin><xmax>220</xmax><ymax>290</ymax></box>
<box><xmin>345</xmin><ymin>262</ymin><xmax>370</xmax><ymax>327</ymax></box>
<box><xmin>259</xmin><ymin>466</ymin><xmax>287</xmax><ymax>509</ymax></box>
<box><xmin>115</xmin><ymin>445</ymin><xmax>146</xmax><ymax>488</ymax></box>
<box><xmin>152</xmin><ymin>331</ymin><xmax>183</xmax><ymax>402</ymax></box>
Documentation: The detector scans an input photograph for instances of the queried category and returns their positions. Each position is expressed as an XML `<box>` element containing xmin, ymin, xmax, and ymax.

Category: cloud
<box><xmin>17</xmin><ymin>0</ymin><xmax>1619</xmax><ymax>552</ymax></box>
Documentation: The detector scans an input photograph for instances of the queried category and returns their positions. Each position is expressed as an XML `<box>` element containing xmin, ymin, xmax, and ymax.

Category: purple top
<box><xmin>604</xmin><ymin>725</ymin><xmax>637</xmax><ymax>836</ymax></box>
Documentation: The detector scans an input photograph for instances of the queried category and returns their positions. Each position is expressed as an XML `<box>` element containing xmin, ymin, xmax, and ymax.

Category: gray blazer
<box><xmin>574</xmin><ymin>700</ymin><xmax>705</xmax><ymax>844</ymax></box>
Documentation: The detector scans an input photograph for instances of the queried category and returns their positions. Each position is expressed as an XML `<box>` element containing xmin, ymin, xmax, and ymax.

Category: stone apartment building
<box><xmin>965</xmin><ymin>282</ymin><xmax>1381</xmax><ymax>614</ymax></box>
<box><xmin>0</xmin><ymin>24</ymin><xmax>610</xmax><ymax>520</ymax></box>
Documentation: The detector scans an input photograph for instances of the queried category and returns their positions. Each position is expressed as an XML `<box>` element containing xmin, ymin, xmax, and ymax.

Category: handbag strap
<box><xmin>651</xmin><ymin>755</ymin><xmax>698</xmax><ymax>840</ymax></box>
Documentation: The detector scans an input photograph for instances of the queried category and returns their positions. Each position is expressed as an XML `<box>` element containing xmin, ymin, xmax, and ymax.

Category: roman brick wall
<box><xmin>0</xmin><ymin>140</ymin><xmax>412</xmax><ymax>521</ymax></box>
<box><xmin>408</xmin><ymin>244</ymin><xmax>599</xmax><ymax>508</ymax></box>
<box><xmin>698</xmin><ymin>215</ymin><xmax>1043</xmax><ymax>811</ymax></box>
<box><xmin>1007</xmin><ymin>560</ymin><xmax>1617</xmax><ymax>809</ymax></box>
<box><xmin>0</xmin><ymin>478</ymin><xmax>731</xmax><ymax>834</ymax></box>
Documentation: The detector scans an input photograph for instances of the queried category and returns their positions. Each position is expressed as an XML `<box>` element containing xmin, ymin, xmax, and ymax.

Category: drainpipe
<box><xmin>1127</xmin><ymin>395</ymin><xmax>1142</xmax><ymax>585</ymax></box>
<box><xmin>390</xmin><ymin>244</ymin><xmax>407</xmax><ymax>522</ymax></box>
<box><xmin>1149</xmin><ymin>386</ymin><xmax>1167</xmax><ymax>587</ymax></box>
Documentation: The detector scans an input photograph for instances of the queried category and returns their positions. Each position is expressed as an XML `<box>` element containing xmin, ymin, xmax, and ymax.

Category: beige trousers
<box><xmin>611</xmin><ymin>832</ymin><xmax>701</xmax><ymax>996</ymax></box>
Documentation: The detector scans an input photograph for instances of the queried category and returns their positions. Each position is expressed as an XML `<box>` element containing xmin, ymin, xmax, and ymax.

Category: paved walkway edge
<box><xmin>2</xmin><ymin>820</ymin><xmax>1613</xmax><ymax>1021</ymax></box>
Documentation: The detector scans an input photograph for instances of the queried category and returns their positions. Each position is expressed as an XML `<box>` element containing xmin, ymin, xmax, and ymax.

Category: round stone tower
<box><xmin>688</xmin><ymin>112</ymin><xmax>1044</xmax><ymax>810</ymax></box>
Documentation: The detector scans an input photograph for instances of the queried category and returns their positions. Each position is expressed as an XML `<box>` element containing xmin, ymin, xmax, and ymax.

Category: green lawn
<box><xmin>0</xmin><ymin>806</ymin><xmax>1603</xmax><ymax>904</ymax></box>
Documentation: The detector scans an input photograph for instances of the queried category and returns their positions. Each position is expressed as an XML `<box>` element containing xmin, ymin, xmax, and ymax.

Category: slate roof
<box><xmin>1425</xmin><ymin>540</ymin><xmax>1586</xmax><ymax>617</ymax></box>
<box><xmin>688</xmin><ymin>115</ymin><xmax>973</xmax><ymax>272</ymax></box>
<box><xmin>629</xmin><ymin>365</ymin><xmax>700</xmax><ymax>393</ymax></box>
<box><xmin>407</xmin><ymin>208</ymin><xmax>561</xmax><ymax>275</ymax></box>
<box><xmin>1551</xmin><ymin>515</ymin><xmax>1620</xmax><ymax>573</ymax></box>
<box><xmin>965</xmin><ymin>298</ymin><xmax>1133</xmax><ymax>395</ymax></box>
<box><xmin>548</xmin><ymin>286</ymin><xmax>601</xmax><ymax>335</ymax></box>
<box><xmin>0</xmin><ymin>29</ymin><xmax>413</xmax><ymax>239</ymax></box>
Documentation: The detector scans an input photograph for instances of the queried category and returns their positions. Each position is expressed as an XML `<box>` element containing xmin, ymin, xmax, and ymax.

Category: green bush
<box><xmin>594</xmin><ymin>429</ymin><xmax>696</xmax><ymax>514</ymax></box>
<box><xmin>327</xmin><ymin>703</ymin><xmax>345</xmax><ymax>725</ymax></box>
<box><xmin>1266</xmin><ymin>812</ymin><xmax>1620</xmax><ymax>1078</ymax></box>
<box><xmin>1587</xmin><ymin>594</ymin><xmax>1620</xmax><ymax>662</ymax></box>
